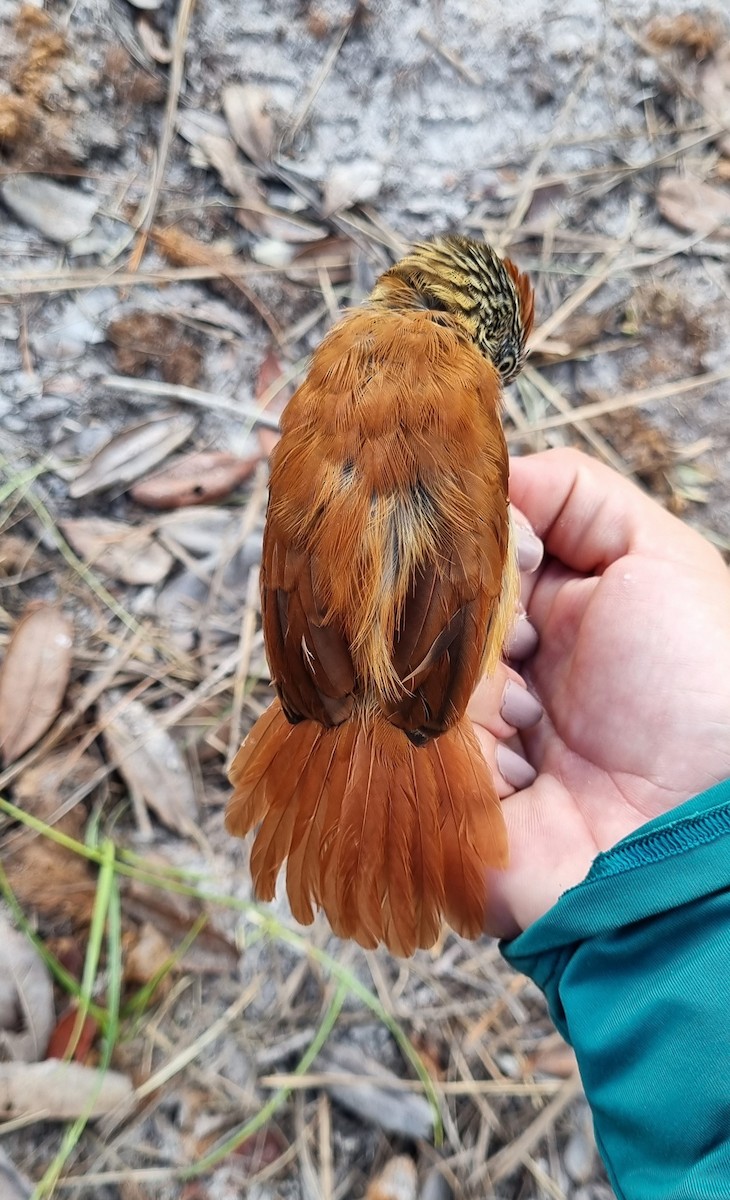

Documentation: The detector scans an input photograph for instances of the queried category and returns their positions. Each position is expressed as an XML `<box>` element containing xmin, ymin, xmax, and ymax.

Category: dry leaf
<box><xmin>288</xmin><ymin>235</ymin><xmax>353</xmax><ymax>284</ymax></box>
<box><xmin>366</xmin><ymin>1156</ymin><xmax>418</xmax><ymax>1200</ymax></box>
<box><xmin>123</xmin><ymin>921</ymin><xmax>173</xmax><ymax>992</ymax></box>
<box><xmin>528</xmin><ymin>1039</ymin><xmax>579</xmax><ymax>1078</ymax></box>
<box><xmin>222</xmin><ymin>83</ymin><xmax>277</xmax><ymax>167</ymax></box>
<box><xmin>231</xmin><ymin>1126</ymin><xmax>288</xmax><ymax>1170</ymax></box>
<box><xmin>255</xmin><ymin>348</ymin><xmax>290</xmax><ymax>456</ymax></box>
<box><xmin>0</xmin><ymin>918</ymin><xmax>54</xmax><ymax>1063</ymax></box>
<box><xmin>196</xmin><ymin>132</ymin><xmax>267</xmax><ymax>227</ymax></box>
<box><xmin>656</xmin><ymin>174</ymin><xmax>730</xmax><ymax>238</ymax></box>
<box><xmin>60</xmin><ymin>517</ymin><xmax>173</xmax><ymax>584</ymax></box>
<box><xmin>0</xmin><ymin>535</ymin><xmax>41</xmax><ymax>580</ymax></box>
<box><xmin>135</xmin><ymin>16</ymin><xmax>172</xmax><ymax>62</ymax></box>
<box><xmin>0</xmin><ymin>1060</ymin><xmax>133</xmax><ymax>1120</ymax></box>
<box><xmin>101</xmin><ymin>692</ymin><xmax>198</xmax><ymax>837</ymax></box>
<box><xmin>0</xmin><ymin>175</ymin><xmax>98</xmax><ymax>244</ymax></box>
<box><xmin>253</xmin><ymin>208</ymin><xmax>327</xmax><ymax>243</ymax></box>
<box><xmin>69</xmin><ymin>413</ymin><xmax>196</xmax><ymax>498</ymax></box>
<box><xmin>46</xmin><ymin>1006</ymin><xmax>98</xmax><ymax>1063</ymax></box>
<box><xmin>420</xmin><ymin>1170</ymin><xmax>454</xmax><ymax>1200</ymax></box>
<box><xmin>154</xmin><ymin>507</ymin><xmax>238</xmax><ymax>557</ymax></box>
<box><xmin>318</xmin><ymin>1044</ymin><xmax>434</xmax><ymax>1139</ymax></box>
<box><xmin>130</xmin><ymin>451</ymin><xmax>258</xmax><ymax>509</ymax></box>
<box><xmin>5</xmin><ymin>751</ymin><xmax>98</xmax><ymax>927</ymax></box>
<box><xmin>107</xmin><ymin>312</ymin><xmax>203</xmax><ymax>386</ymax></box>
<box><xmin>322</xmin><ymin>158</ymin><xmax>383</xmax><ymax>215</ymax></box>
<box><xmin>645</xmin><ymin>12</ymin><xmax>723</xmax><ymax>59</ymax></box>
<box><xmin>124</xmin><ymin>877</ymin><xmax>238</xmax><ymax>975</ymax></box>
<box><xmin>177</xmin><ymin>108</ymin><xmax>230</xmax><ymax>146</ymax></box>
<box><xmin>0</xmin><ymin>605</ymin><xmax>72</xmax><ymax>764</ymax></box>
<box><xmin>699</xmin><ymin>43</ymin><xmax>730</xmax><ymax>156</ymax></box>
<box><xmin>0</xmin><ymin>1148</ymin><xmax>33</xmax><ymax>1200</ymax></box>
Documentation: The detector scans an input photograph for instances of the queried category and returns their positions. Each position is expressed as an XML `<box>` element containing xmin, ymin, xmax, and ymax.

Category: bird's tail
<box><xmin>226</xmin><ymin>701</ymin><xmax>507</xmax><ymax>955</ymax></box>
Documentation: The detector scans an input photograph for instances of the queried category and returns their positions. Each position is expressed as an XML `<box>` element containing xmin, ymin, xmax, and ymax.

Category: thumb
<box><xmin>509</xmin><ymin>447</ymin><xmax>697</xmax><ymax>574</ymax></box>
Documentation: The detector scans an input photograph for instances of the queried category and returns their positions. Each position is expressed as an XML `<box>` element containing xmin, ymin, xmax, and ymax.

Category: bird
<box><xmin>226</xmin><ymin>234</ymin><xmax>534</xmax><ymax>956</ymax></box>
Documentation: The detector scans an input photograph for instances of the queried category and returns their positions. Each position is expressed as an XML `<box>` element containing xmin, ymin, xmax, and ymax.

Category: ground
<box><xmin>0</xmin><ymin>0</ymin><xmax>728</xmax><ymax>1197</ymax></box>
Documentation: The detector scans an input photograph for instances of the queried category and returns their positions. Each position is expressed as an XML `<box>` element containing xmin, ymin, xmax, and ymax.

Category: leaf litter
<box><xmin>67</xmin><ymin>412</ymin><xmax>196</xmax><ymax>498</ymax></box>
<box><xmin>1</xmin><ymin>0</ymin><xmax>730</xmax><ymax>1195</ymax></box>
<box><xmin>0</xmin><ymin>605</ymin><xmax>72</xmax><ymax>765</ymax></box>
<box><xmin>0</xmin><ymin>917</ymin><xmax>54</xmax><ymax>1064</ymax></box>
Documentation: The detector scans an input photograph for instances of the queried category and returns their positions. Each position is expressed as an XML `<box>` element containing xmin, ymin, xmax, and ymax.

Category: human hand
<box><xmin>471</xmin><ymin>448</ymin><xmax>730</xmax><ymax>938</ymax></box>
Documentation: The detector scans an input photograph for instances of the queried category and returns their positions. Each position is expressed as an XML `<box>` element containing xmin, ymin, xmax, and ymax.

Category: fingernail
<box><xmin>507</xmin><ymin>614</ymin><xmax>539</xmax><ymax>660</ymax></box>
<box><xmin>497</xmin><ymin>744</ymin><xmax>537</xmax><ymax>789</ymax></box>
<box><xmin>501</xmin><ymin>681</ymin><xmax>543</xmax><ymax>728</ymax></box>
<box><xmin>516</xmin><ymin>524</ymin><xmax>544</xmax><ymax>573</ymax></box>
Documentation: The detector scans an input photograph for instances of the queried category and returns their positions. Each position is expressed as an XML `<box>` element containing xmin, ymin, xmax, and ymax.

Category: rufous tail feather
<box><xmin>226</xmin><ymin>701</ymin><xmax>508</xmax><ymax>955</ymax></box>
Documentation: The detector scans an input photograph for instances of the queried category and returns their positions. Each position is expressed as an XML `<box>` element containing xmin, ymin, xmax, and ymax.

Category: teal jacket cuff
<box><xmin>501</xmin><ymin>779</ymin><xmax>730</xmax><ymax>1200</ymax></box>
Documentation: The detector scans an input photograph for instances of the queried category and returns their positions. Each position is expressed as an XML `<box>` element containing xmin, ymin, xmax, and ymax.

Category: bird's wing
<box><xmin>384</xmin><ymin>447</ymin><xmax>515</xmax><ymax>740</ymax></box>
<box><xmin>261</xmin><ymin>511</ymin><xmax>356</xmax><ymax>727</ymax></box>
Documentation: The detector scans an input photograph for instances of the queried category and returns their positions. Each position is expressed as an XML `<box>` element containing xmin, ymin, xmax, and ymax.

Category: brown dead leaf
<box><xmin>255</xmin><ymin>348</ymin><xmax>290</xmax><ymax>456</ymax></box>
<box><xmin>0</xmin><ymin>918</ymin><xmax>54</xmax><ymax>1063</ymax></box>
<box><xmin>46</xmin><ymin>1006</ymin><xmax>98</xmax><ymax>1064</ymax></box>
<box><xmin>5</xmin><ymin>751</ymin><xmax>98</xmax><ymax>928</ymax></box>
<box><xmin>0</xmin><ymin>605</ymin><xmax>72</xmax><ymax>764</ymax></box>
<box><xmin>107</xmin><ymin>311</ymin><xmax>203</xmax><ymax>386</ymax></box>
<box><xmin>11</xmin><ymin>8</ymin><xmax>66</xmax><ymax>101</ymax></box>
<box><xmin>59</xmin><ymin>517</ymin><xmax>173</xmax><ymax>584</ymax></box>
<box><xmin>69</xmin><ymin>413</ymin><xmax>196</xmax><ymax>498</ymax></box>
<box><xmin>228</xmin><ymin>1125</ymin><xmax>287</xmax><ymax>1171</ymax></box>
<box><xmin>123</xmin><ymin>921</ymin><xmax>173</xmax><ymax>997</ymax></box>
<box><xmin>124</xmin><ymin>871</ymin><xmax>238</xmax><ymax>975</ymax></box>
<box><xmin>288</xmin><ymin>235</ymin><xmax>353</xmax><ymax>285</ymax></box>
<box><xmin>645</xmin><ymin>12</ymin><xmax>724</xmax><ymax>60</ymax></box>
<box><xmin>656</xmin><ymin>173</ymin><xmax>730</xmax><ymax>238</ymax></box>
<box><xmin>366</xmin><ymin>1156</ymin><xmax>418</xmax><ymax>1200</ymax></box>
<box><xmin>528</xmin><ymin>1039</ymin><xmax>579</xmax><ymax>1079</ymax></box>
<box><xmin>101</xmin><ymin>693</ymin><xmax>198</xmax><ymax>837</ymax></box>
<box><xmin>0</xmin><ymin>535</ymin><xmax>41</xmax><ymax>580</ymax></box>
<box><xmin>0</xmin><ymin>1060</ymin><xmax>133</xmax><ymax>1120</ymax></box>
<box><xmin>222</xmin><ymin>83</ymin><xmax>278</xmax><ymax>168</ymax></box>
<box><xmin>105</xmin><ymin>45</ymin><xmax>165</xmax><ymax>106</ymax></box>
<box><xmin>130</xmin><ymin>451</ymin><xmax>258</xmax><ymax>509</ymax></box>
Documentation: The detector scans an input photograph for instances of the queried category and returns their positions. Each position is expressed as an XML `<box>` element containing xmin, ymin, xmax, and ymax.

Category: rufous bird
<box><xmin>226</xmin><ymin>235</ymin><xmax>534</xmax><ymax>955</ymax></box>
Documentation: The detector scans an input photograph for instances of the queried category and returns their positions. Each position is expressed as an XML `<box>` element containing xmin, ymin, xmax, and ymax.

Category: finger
<box><xmin>472</xmin><ymin>722</ymin><xmax>537</xmax><ymax>799</ymax></box>
<box><xmin>524</xmin><ymin>562</ymin><xmax>598</xmax><ymax>641</ymax></box>
<box><xmin>513</xmin><ymin>509</ymin><xmax>544</xmax><ymax>612</ymax></box>
<box><xmin>469</xmin><ymin>664</ymin><xmax>543</xmax><ymax>739</ymax></box>
<box><xmin>506</xmin><ymin>611</ymin><xmax>539</xmax><ymax>661</ymax></box>
<box><xmin>509</xmin><ymin>448</ymin><xmax>704</xmax><ymax>574</ymax></box>
<box><xmin>513</xmin><ymin>508</ymin><xmax>544</xmax><ymax>574</ymax></box>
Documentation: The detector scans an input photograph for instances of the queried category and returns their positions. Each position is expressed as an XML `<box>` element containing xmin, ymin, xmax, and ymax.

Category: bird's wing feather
<box><xmin>261</xmin><ymin>515</ymin><xmax>356</xmax><ymax>727</ymax></box>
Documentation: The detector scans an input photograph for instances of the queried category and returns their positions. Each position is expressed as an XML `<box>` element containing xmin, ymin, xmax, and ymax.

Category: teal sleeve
<box><xmin>501</xmin><ymin>779</ymin><xmax>730</xmax><ymax>1200</ymax></box>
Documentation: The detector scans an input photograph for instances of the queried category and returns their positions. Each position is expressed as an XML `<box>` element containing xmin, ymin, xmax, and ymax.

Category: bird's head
<box><xmin>370</xmin><ymin>234</ymin><xmax>534</xmax><ymax>384</ymax></box>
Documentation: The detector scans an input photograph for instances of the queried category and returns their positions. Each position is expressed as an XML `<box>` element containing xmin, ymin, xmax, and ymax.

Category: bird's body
<box><xmin>226</xmin><ymin>236</ymin><xmax>534</xmax><ymax>955</ymax></box>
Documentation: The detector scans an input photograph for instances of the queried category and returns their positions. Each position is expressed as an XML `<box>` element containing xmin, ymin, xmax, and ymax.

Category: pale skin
<box><xmin>469</xmin><ymin>448</ymin><xmax>730</xmax><ymax>939</ymax></box>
